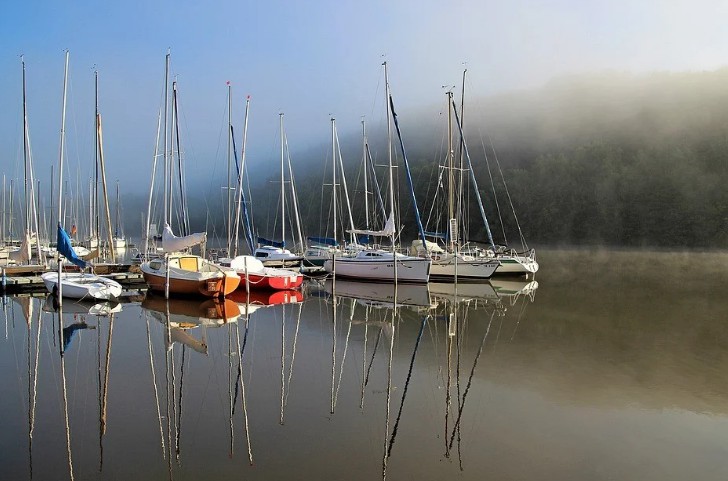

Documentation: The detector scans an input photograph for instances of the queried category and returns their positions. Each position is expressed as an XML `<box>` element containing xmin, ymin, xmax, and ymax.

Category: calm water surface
<box><xmin>1</xmin><ymin>249</ymin><xmax>727</xmax><ymax>480</ymax></box>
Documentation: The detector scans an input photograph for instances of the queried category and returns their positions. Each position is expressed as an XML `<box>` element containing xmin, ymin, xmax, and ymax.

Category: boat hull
<box><xmin>324</xmin><ymin>256</ymin><xmax>430</xmax><ymax>283</ymax></box>
<box><xmin>41</xmin><ymin>272</ymin><xmax>123</xmax><ymax>301</ymax></box>
<box><xmin>429</xmin><ymin>255</ymin><xmax>500</xmax><ymax>281</ymax></box>
<box><xmin>238</xmin><ymin>271</ymin><xmax>303</xmax><ymax>290</ymax></box>
<box><xmin>493</xmin><ymin>254</ymin><xmax>539</xmax><ymax>275</ymax></box>
<box><xmin>140</xmin><ymin>261</ymin><xmax>240</xmax><ymax>297</ymax></box>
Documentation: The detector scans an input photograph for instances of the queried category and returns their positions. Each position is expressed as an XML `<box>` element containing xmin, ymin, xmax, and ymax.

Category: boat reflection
<box><xmin>317</xmin><ymin>277</ymin><xmax>533</xmax><ymax>479</ymax></box>
<box><xmin>228</xmin><ymin>288</ymin><xmax>304</xmax><ymax>316</ymax></box>
<box><xmin>142</xmin><ymin>294</ymin><xmax>241</xmax><ymax>328</ymax></box>
<box><xmin>42</xmin><ymin>294</ymin><xmax>122</xmax><ymax>316</ymax></box>
<box><xmin>322</xmin><ymin>279</ymin><xmax>433</xmax><ymax>309</ymax></box>
<box><xmin>488</xmin><ymin>278</ymin><xmax>539</xmax><ymax>302</ymax></box>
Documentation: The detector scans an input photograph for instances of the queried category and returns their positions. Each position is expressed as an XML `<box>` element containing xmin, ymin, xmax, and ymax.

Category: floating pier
<box><xmin>1</xmin><ymin>271</ymin><xmax>146</xmax><ymax>294</ymax></box>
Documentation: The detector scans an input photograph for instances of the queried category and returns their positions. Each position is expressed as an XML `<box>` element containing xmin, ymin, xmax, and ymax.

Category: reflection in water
<box><xmin>7</xmin><ymin>250</ymin><xmax>728</xmax><ymax>480</ymax></box>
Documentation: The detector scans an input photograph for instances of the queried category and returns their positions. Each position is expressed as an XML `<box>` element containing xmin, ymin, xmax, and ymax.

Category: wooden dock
<box><xmin>1</xmin><ymin>271</ymin><xmax>147</xmax><ymax>294</ymax></box>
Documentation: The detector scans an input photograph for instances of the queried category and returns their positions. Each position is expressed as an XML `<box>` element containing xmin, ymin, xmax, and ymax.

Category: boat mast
<box><xmin>457</xmin><ymin>69</ymin><xmax>467</xmax><ymax>246</ymax></box>
<box><xmin>285</xmin><ymin>134</ymin><xmax>305</xmax><ymax>252</ymax></box>
<box><xmin>232</xmin><ymin>96</ymin><xmax>251</xmax><ymax>256</ymax></box>
<box><xmin>143</xmin><ymin>109</ymin><xmax>162</xmax><ymax>258</ymax></box>
<box><xmin>115</xmin><ymin>181</ymin><xmax>120</xmax><ymax>238</ymax></box>
<box><xmin>97</xmin><ymin>109</ymin><xmax>116</xmax><ymax>263</ymax></box>
<box><xmin>361</xmin><ymin>119</ymin><xmax>369</xmax><ymax>230</ymax></box>
<box><xmin>331</xmin><ymin>117</ymin><xmax>337</xmax><ymax>246</ymax></box>
<box><xmin>94</xmin><ymin>70</ymin><xmax>100</xmax><ymax>243</ymax></box>
<box><xmin>21</xmin><ymin>57</ymin><xmax>44</xmax><ymax>263</ymax></box>
<box><xmin>279</xmin><ymin>113</ymin><xmax>285</xmax><ymax>247</ymax></box>
<box><xmin>56</xmin><ymin>50</ymin><xmax>70</xmax><ymax>301</ymax></box>
<box><xmin>447</xmin><ymin>89</ymin><xmax>455</xmax><ymax>253</ymax></box>
<box><xmin>163</xmin><ymin>52</ymin><xmax>170</xmax><ymax>228</ymax></box>
<box><xmin>22</xmin><ymin>57</ymin><xmax>30</xmax><ymax>235</ymax></box>
<box><xmin>334</xmin><ymin>122</ymin><xmax>356</xmax><ymax>243</ymax></box>
<box><xmin>383</xmin><ymin>63</ymin><xmax>394</xmax><ymax>242</ymax></box>
<box><xmin>226</xmin><ymin>82</ymin><xmax>233</xmax><ymax>256</ymax></box>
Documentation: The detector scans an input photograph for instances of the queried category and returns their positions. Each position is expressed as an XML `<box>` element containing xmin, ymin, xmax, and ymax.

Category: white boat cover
<box><xmin>8</xmin><ymin>231</ymin><xmax>34</xmax><ymax>263</ymax></box>
<box><xmin>229</xmin><ymin>255</ymin><xmax>266</xmax><ymax>273</ymax></box>
<box><xmin>162</xmin><ymin>224</ymin><xmax>206</xmax><ymax>253</ymax></box>
<box><xmin>410</xmin><ymin>239</ymin><xmax>445</xmax><ymax>255</ymax></box>
<box><xmin>347</xmin><ymin>213</ymin><xmax>395</xmax><ymax>237</ymax></box>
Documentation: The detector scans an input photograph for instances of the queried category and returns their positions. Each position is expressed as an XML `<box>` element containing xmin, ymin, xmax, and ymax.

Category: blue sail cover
<box><xmin>257</xmin><ymin>237</ymin><xmax>285</xmax><ymax>248</ymax></box>
<box><xmin>307</xmin><ymin>236</ymin><xmax>339</xmax><ymax>247</ymax></box>
<box><xmin>424</xmin><ymin>231</ymin><xmax>447</xmax><ymax>239</ymax></box>
<box><xmin>357</xmin><ymin>234</ymin><xmax>370</xmax><ymax>244</ymax></box>
<box><xmin>57</xmin><ymin>223</ymin><xmax>87</xmax><ymax>269</ymax></box>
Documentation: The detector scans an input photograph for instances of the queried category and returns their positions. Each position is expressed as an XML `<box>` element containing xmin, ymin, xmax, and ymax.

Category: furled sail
<box><xmin>347</xmin><ymin>213</ymin><xmax>395</xmax><ymax>237</ymax></box>
<box><xmin>161</xmin><ymin>224</ymin><xmax>206</xmax><ymax>253</ymax></box>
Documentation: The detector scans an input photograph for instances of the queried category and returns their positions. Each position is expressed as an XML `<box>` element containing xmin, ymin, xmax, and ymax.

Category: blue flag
<box><xmin>57</xmin><ymin>223</ymin><xmax>87</xmax><ymax>269</ymax></box>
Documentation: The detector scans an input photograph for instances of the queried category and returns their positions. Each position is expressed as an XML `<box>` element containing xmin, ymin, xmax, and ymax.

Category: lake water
<box><xmin>1</xmin><ymin>249</ymin><xmax>727</xmax><ymax>480</ymax></box>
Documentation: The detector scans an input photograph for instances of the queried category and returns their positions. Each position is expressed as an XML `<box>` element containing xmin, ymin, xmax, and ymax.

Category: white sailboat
<box><xmin>411</xmin><ymin>88</ymin><xmax>499</xmax><ymax>281</ymax></box>
<box><xmin>455</xmin><ymin>70</ymin><xmax>538</xmax><ymax>276</ymax></box>
<box><xmin>324</xmin><ymin>62</ymin><xmax>430</xmax><ymax>283</ymax></box>
<box><xmin>6</xmin><ymin>57</ymin><xmax>46</xmax><ymax>272</ymax></box>
<box><xmin>44</xmin><ymin>52</ymin><xmax>123</xmax><ymax>302</ymax></box>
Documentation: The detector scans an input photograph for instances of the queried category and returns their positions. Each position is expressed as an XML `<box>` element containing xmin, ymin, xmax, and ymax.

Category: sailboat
<box><xmin>140</xmin><ymin>53</ymin><xmax>240</xmax><ymax>298</ymax></box>
<box><xmin>411</xmin><ymin>89</ymin><xmax>500</xmax><ymax>282</ymax></box>
<box><xmin>302</xmin><ymin>118</ymin><xmax>364</xmax><ymax>272</ymax></box>
<box><xmin>6</xmin><ymin>57</ymin><xmax>46</xmax><ymax>274</ymax></box>
<box><xmin>217</xmin><ymin>87</ymin><xmax>303</xmax><ymax>290</ymax></box>
<box><xmin>42</xmin><ymin>52</ymin><xmax>123</xmax><ymax>302</ymax></box>
<box><xmin>253</xmin><ymin>113</ymin><xmax>304</xmax><ymax>269</ymax></box>
<box><xmin>323</xmin><ymin>63</ymin><xmax>431</xmax><ymax>283</ymax></box>
<box><xmin>455</xmin><ymin>70</ymin><xmax>538</xmax><ymax>276</ymax></box>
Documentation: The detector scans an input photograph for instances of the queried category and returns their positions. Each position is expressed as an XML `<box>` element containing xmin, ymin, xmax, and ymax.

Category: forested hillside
<box><xmin>277</xmin><ymin>69</ymin><xmax>728</xmax><ymax>249</ymax></box>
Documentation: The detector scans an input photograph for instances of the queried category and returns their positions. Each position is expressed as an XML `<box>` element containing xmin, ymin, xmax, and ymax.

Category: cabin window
<box><xmin>256</xmin><ymin>252</ymin><xmax>268</xmax><ymax>258</ymax></box>
<box><xmin>150</xmin><ymin>260</ymin><xmax>162</xmax><ymax>270</ymax></box>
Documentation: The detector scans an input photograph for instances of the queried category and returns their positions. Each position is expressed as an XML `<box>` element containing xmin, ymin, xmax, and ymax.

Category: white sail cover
<box><xmin>347</xmin><ymin>213</ymin><xmax>396</xmax><ymax>237</ymax></box>
<box><xmin>8</xmin><ymin>231</ymin><xmax>34</xmax><ymax>263</ymax></box>
<box><xmin>162</xmin><ymin>224</ymin><xmax>206</xmax><ymax>253</ymax></box>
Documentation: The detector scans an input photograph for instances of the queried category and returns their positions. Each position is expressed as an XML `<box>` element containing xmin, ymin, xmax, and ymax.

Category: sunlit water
<box><xmin>1</xmin><ymin>249</ymin><xmax>727</xmax><ymax>480</ymax></box>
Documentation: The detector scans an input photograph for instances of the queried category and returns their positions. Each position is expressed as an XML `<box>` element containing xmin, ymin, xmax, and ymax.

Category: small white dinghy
<box><xmin>41</xmin><ymin>271</ymin><xmax>122</xmax><ymax>301</ymax></box>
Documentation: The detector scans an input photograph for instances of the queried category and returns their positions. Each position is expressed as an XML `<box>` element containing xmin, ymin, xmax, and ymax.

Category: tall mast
<box><xmin>1</xmin><ymin>175</ymin><xmax>5</xmax><ymax>245</ymax></box>
<box><xmin>447</xmin><ymin>90</ymin><xmax>455</xmax><ymax>253</ymax></box>
<box><xmin>57</xmin><ymin>51</ymin><xmax>70</xmax><ymax>300</ymax></box>
<box><xmin>331</xmin><ymin>117</ymin><xmax>337</xmax><ymax>246</ymax></box>
<box><xmin>115</xmin><ymin>181</ymin><xmax>120</xmax><ymax>237</ymax></box>
<box><xmin>97</xmin><ymin>111</ymin><xmax>116</xmax><ymax>263</ymax></box>
<box><xmin>280</xmin><ymin>113</ymin><xmax>285</xmax><ymax>246</ymax></box>
<box><xmin>361</xmin><ymin>119</ymin><xmax>370</xmax><ymax>230</ymax></box>
<box><xmin>226</xmin><ymin>82</ymin><xmax>232</xmax><ymax>255</ymax></box>
<box><xmin>21</xmin><ymin>57</ymin><xmax>29</xmax><ymax>232</ymax></box>
<box><xmin>94</xmin><ymin>70</ymin><xmax>100</xmax><ymax>242</ymax></box>
<box><xmin>383</xmin><ymin>63</ymin><xmax>395</xmax><ymax>235</ymax></box>
<box><xmin>457</xmin><ymin>69</ymin><xmax>467</xmax><ymax>248</ymax></box>
<box><xmin>143</xmin><ymin>109</ymin><xmax>162</xmax><ymax>258</ymax></box>
<box><xmin>334</xmin><ymin>123</ymin><xmax>356</xmax><ymax>242</ymax></box>
<box><xmin>162</xmin><ymin>52</ymin><xmax>170</xmax><ymax>227</ymax></box>
<box><xmin>232</xmin><ymin>96</ymin><xmax>251</xmax><ymax>256</ymax></box>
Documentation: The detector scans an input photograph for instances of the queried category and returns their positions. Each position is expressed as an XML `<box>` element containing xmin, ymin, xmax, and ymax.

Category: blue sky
<box><xmin>1</xmin><ymin>0</ymin><xmax>727</xmax><ymax>199</ymax></box>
